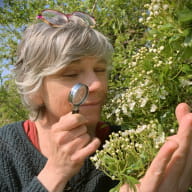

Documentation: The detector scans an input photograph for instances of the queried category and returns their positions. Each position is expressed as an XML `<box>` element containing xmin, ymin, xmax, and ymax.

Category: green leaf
<box><xmin>184</xmin><ymin>33</ymin><xmax>192</xmax><ymax>47</ymax></box>
<box><xmin>181</xmin><ymin>64</ymin><xmax>192</xmax><ymax>73</ymax></box>
<box><xmin>177</xmin><ymin>8</ymin><xmax>192</xmax><ymax>23</ymax></box>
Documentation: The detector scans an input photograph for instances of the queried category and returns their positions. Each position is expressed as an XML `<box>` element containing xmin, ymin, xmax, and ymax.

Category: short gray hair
<box><xmin>14</xmin><ymin>16</ymin><xmax>113</xmax><ymax>120</ymax></box>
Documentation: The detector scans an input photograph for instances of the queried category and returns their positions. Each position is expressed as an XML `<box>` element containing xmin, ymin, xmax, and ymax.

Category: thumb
<box><xmin>175</xmin><ymin>103</ymin><xmax>190</xmax><ymax>125</ymax></box>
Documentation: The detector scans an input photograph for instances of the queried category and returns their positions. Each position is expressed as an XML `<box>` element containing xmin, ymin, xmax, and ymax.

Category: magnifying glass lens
<box><xmin>68</xmin><ymin>83</ymin><xmax>89</xmax><ymax>113</ymax></box>
<box><xmin>72</xmin><ymin>86</ymin><xmax>88</xmax><ymax>105</ymax></box>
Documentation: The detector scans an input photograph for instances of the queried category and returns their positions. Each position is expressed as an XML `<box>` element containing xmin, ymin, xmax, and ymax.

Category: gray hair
<box><xmin>14</xmin><ymin>16</ymin><xmax>113</xmax><ymax>120</ymax></box>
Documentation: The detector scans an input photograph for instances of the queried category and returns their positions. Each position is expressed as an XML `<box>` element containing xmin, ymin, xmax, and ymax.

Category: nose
<box><xmin>83</xmin><ymin>71</ymin><xmax>103</xmax><ymax>92</ymax></box>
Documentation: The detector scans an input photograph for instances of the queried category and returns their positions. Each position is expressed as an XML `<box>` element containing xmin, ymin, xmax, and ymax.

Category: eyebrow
<box><xmin>54</xmin><ymin>58</ymin><xmax>109</xmax><ymax>77</ymax></box>
<box><xmin>72</xmin><ymin>57</ymin><xmax>107</xmax><ymax>65</ymax></box>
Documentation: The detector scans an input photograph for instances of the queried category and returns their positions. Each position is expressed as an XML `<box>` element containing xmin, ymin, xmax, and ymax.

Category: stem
<box><xmin>91</xmin><ymin>0</ymin><xmax>99</xmax><ymax>15</ymax></box>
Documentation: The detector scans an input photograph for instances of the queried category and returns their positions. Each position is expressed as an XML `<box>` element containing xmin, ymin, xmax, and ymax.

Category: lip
<box><xmin>81</xmin><ymin>101</ymin><xmax>101</xmax><ymax>106</ymax></box>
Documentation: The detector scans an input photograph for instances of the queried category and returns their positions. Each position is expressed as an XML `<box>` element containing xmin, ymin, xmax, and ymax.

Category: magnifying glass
<box><xmin>68</xmin><ymin>83</ymin><xmax>89</xmax><ymax>114</ymax></box>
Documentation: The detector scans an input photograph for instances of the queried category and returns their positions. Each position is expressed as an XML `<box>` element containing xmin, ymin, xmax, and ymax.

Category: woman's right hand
<box><xmin>37</xmin><ymin>112</ymin><xmax>100</xmax><ymax>192</ymax></box>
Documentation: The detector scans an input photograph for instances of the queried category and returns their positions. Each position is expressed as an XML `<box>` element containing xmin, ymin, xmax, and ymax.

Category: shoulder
<box><xmin>0</xmin><ymin>122</ymin><xmax>24</xmax><ymax>170</ymax></box>
<box><xmin>0</xmin><ymin>121</ymin><xmax>26</xmax><ymax>151</ymax></box>
<box><xmin>0</xmin><ymin>121</ymin><xmax>24</xmax><ymax>139</ymax></box>
<box><xmin>109</xmin><ymin>124</ymin><xmax>121</xmax><ymax>133</ymax></box>
<box><xmin>96</xmin><ymin>122</ymin><xmax>121</xmax><ymax>144</ymax></box>
<box><xmin>0</xmin><ymin>121</ymin><xmax>24</xmax><ymax>131</ymax></box>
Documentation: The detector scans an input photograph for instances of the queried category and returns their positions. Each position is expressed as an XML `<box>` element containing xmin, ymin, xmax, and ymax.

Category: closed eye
<box><xmin>63</xmin><ymin>74</ymin><xmax>78</xmax><ymax>77</ymax></box>
<box><xmin>94</xmin><ymin>68</ymin><xmax>107</xmax><ymax>73</ymax></box>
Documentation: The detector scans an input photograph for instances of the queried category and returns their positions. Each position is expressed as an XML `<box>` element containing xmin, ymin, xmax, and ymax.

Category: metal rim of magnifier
<box><xmin>68</xmin><ymin>83</ymin><xmax>89</xmax><ymax>106</ymax></box>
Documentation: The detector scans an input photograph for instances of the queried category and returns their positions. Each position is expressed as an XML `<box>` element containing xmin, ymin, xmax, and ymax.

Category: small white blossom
<box><xmin>136</xmin><ymin>125</ymin><xmax>147</xmax><ymax>133</ymax></box>
<box><xmin>144</xmin><ymin>3</ymin><xmax>150</xmax><ymax>8</ymax></box>
<box><xmin>103</xmin><ymin>141</ymin><xmax>110</xmax><ymax>149</ymax></box>
<box><xmin>159</xmin><ymin>46</ymin><xmax>164</xmax><ymax>51</ymax></box>
<box><xmin>147</xmin><ymin>16</ymin><xmax>152</xmax><ymax>21</ymax></box>
<box><xmin>154</xmin><ymin>11</ymin><xmax>159</xmax><ymax>16</ymax></box>
<box><xmin>139</xmin><ymin>18</ymin><xmax>144</xmax><ymax>23</ymax></box>
<box><xmin>140</xmin><ymin>97</ymin><xmax>148</xmax><ymax>107</ymax></box>
<box><xmin>163</xmin><ymin>4</ymin><xmax>169</xmax><ymax>10</ymax></box>
<box><xmin>155</xmin><ymin>145</ymin><xmax>159</xmax><ymax>149</ymax></box>
<box><xmin>150</xmin><ymin>104</ymin><xmax>158</xmax><ymax>112</ymax></box>
<box><xmin>153</xmin><ymin>4</ymin><xmax>160</xmax><ymax>11</ymax></box>
<box><xmin>154</xmin><ymin>132</ymin><xmax>165</xmax><ymax>146</ymax></box>
<box><xmin>129</xmin><ymin>102</ymin><xmax>136</xmax><ymax>111</ymax></box>
<box><xmin>96</xmin><ymin>160</ymin><xmax>102</xmax><ymax>169</ymax></box>
<box><xmin>132</xmin><ymin>61</ymin><xmax>137</xmax><ymax>66</ymax></box>
<box><xmin>135</xmin><ymin>88</ymin><xmax>144</xmax><ymax>98</ymax></box>
<box><xmin>180</xmin><ymin>79</ymin><xmax>192</xmax><ymax>87</ymax></box>
<box><xmin>153</xmin><ymin>34</ymin><xmax>157</xmax><ymax>38</ymax></box>
<box><xmin>122</xmin><ymin>104</ymin><xmax>128</xmax><ymax>114</ymax></box>
<box><xmin>170</xmin><ymin>129</ymin><xmax>175</xmax><ymax>134</ymax></box>
<box><xmin>158</xmin><ymin>60</ymin><xmax>163</xmax><ymax>65</ymax></box>
<box><xmin>121</xmin><ymin>130</ymin><xmax>129</xmax><ymax>137</ymax></box>
<box><xmin>153</xmin><ymin>48</ymin><xmax>157</xmax><ymax>53</ymax></box>
<box><xmin>115</xmin><ymin>108</ymin><xmax>120</xmax><ymax>114</ymax></box>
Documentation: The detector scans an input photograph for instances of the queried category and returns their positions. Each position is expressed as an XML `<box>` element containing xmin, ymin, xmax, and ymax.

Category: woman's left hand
<box><xmin>120</xmin><ymin>103</ymin><xmax>192</xmax><ymax>192</ymax></box>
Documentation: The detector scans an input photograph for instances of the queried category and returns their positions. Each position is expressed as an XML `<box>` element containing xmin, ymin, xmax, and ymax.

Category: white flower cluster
<box><xmin>105</xmin><ymin>75</ymin><xmax>168</xmax><ymax>124</ymax></box>
<box><xmin>140</xmin><ymin>1</ymin><xmax>169</xmax><ymax>26</ymax></box>
<box><xmin>90</xmin><ymin>119</ymin><xmax>166</xmax><ymax>190</ymax></box>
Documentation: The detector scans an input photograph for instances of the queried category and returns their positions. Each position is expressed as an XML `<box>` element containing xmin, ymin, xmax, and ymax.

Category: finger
<box><xmin>71</xmin><ymin>137</ymin><xmax>101</xmax><ymax>161</ymax></box>
<box><xmin>70</xmin><ymin>125</ymin><xmax>87</xmax><ymax>137</ymax></box>
<box><xmin>67</xmin><ymin>134</ymin><xmax>91</xmax><ymax>152</ymax></box>
<box><xmin>177</xmin><ymin>112</ymin><xmax>192</xmax><ymax>136</ymax></box>
<box><xmin>120</xmin><ymin>183</ymin><xmax>137</xmax><ymax>192</ymax></box>
<box><xmin>176</xmin><ymin>114</ymin><xmax>192</xmax><ymax>188</ymax></box>
<box><xmin>119</xmin><ymin>183</ymin><xmax>129</xmax><ymax>192</ymax></box>
<box><xmin>179</xmin><ymin>138</ymin><xmax>192</xmax><ymax>190</ymax></box>
<box><xmin>53</xmin><ymin>113</ymin><xmax>88</xmax><ymax>131</ymax></box>
<box><xmin>140</xmin><ymin>140</ymin><xmax>178</xmax><ymax>192</ymax></box>
<box><xmin>175</xmin><ymin>103</ymin><xmax>190</xmax><ymax>125</ymax></box>
<box><xmin>55</xmin><ymin>125</ymin><xmax>88</xmax><ymax>145</ymax></box>
<box><xmin>67</xmin><ymin>125</ymin><xmax>87</xmax><ymax>139</ymax></box>
<box><xmin>159</xmin><ymin>114</ymin><xmax>192</xmax><ymax>191</ymax></box>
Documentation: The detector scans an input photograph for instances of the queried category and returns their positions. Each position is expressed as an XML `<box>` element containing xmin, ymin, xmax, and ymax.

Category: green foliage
<box><xmin>0</xmin><ymin>76</ymin><xmax>28</xmax><ymax>127</ymax></box>
<box><xmin>103</xmin><ymin>0</ymin><xmax>192</xmax><ymax>135</ymax></box>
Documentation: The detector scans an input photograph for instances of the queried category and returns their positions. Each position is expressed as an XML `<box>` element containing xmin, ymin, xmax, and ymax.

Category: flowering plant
<box><xmin>91</xmin><ymin>120</ymin><xmax>166</xmax><ymax>191</ymax></box>
<box><xmin>92</xmin><ymin>0</ymin><xmax>192</xmax><ymax>191</ymax></box>
<box><xmin>103</xmin><ymin>0</ymin><xmax>192</xmax><ymax>129</ymax></box>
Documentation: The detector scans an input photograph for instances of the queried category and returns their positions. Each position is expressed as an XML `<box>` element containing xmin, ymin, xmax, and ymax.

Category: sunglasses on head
<box><xmin>37</xmin><ymin>9</ymin><xmax>96</xmax><ymax>28</ymax></box>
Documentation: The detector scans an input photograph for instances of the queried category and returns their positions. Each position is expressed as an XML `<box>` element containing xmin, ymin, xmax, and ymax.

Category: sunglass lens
<box><xmin>42</xmin><ymin>10</ymin><xmax>68</xmax><ymax>24</ymax></box>
<box><xmin>73</xmin><ymin>12</ymin><xmax>96</xmax><ymax>27</ymax></box>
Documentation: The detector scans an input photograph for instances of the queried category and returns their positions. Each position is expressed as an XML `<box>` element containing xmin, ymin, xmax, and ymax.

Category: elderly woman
<box><xmin>0</xmin><ymin>9</ymin><xmax>192</xmax><ymax>192</ymax></box>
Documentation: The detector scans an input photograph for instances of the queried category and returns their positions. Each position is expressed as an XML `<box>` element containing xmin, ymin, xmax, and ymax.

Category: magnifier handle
<box><xmin>72</xmin><ymin>105</ymin><xmax>79</xmax><ymax>114</ymax></box>
<box><xmin>72</xmin><ymin>109</ymin><xmax>79</xmax><ymax>114</ymax></box>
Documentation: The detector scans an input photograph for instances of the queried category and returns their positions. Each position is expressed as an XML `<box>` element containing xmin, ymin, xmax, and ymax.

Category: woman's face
<box><xmin>40</xmin><ymin>57</ymin><xmax>108</xmax><ymax>128</ymax></box>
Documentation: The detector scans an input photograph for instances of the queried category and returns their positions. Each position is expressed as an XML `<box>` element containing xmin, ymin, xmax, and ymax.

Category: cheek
<box><xmin>103</xmin><ymin>81</ymin><xmax>108</xmax><ymax>95</ymax></box>
<box><xmin>54</xmin><ymin>91</ymin><xmax>72</xmax><ymax>114</ymax></box>
<box><xmin>43</xmin><ymin>86</ymin><xmax>72</xmax><ymax>116</ymax></box>
<box><xmin>99</xmin><ymin>79</ymin><xmax>108</xmax><ymax>103</ymax></box>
